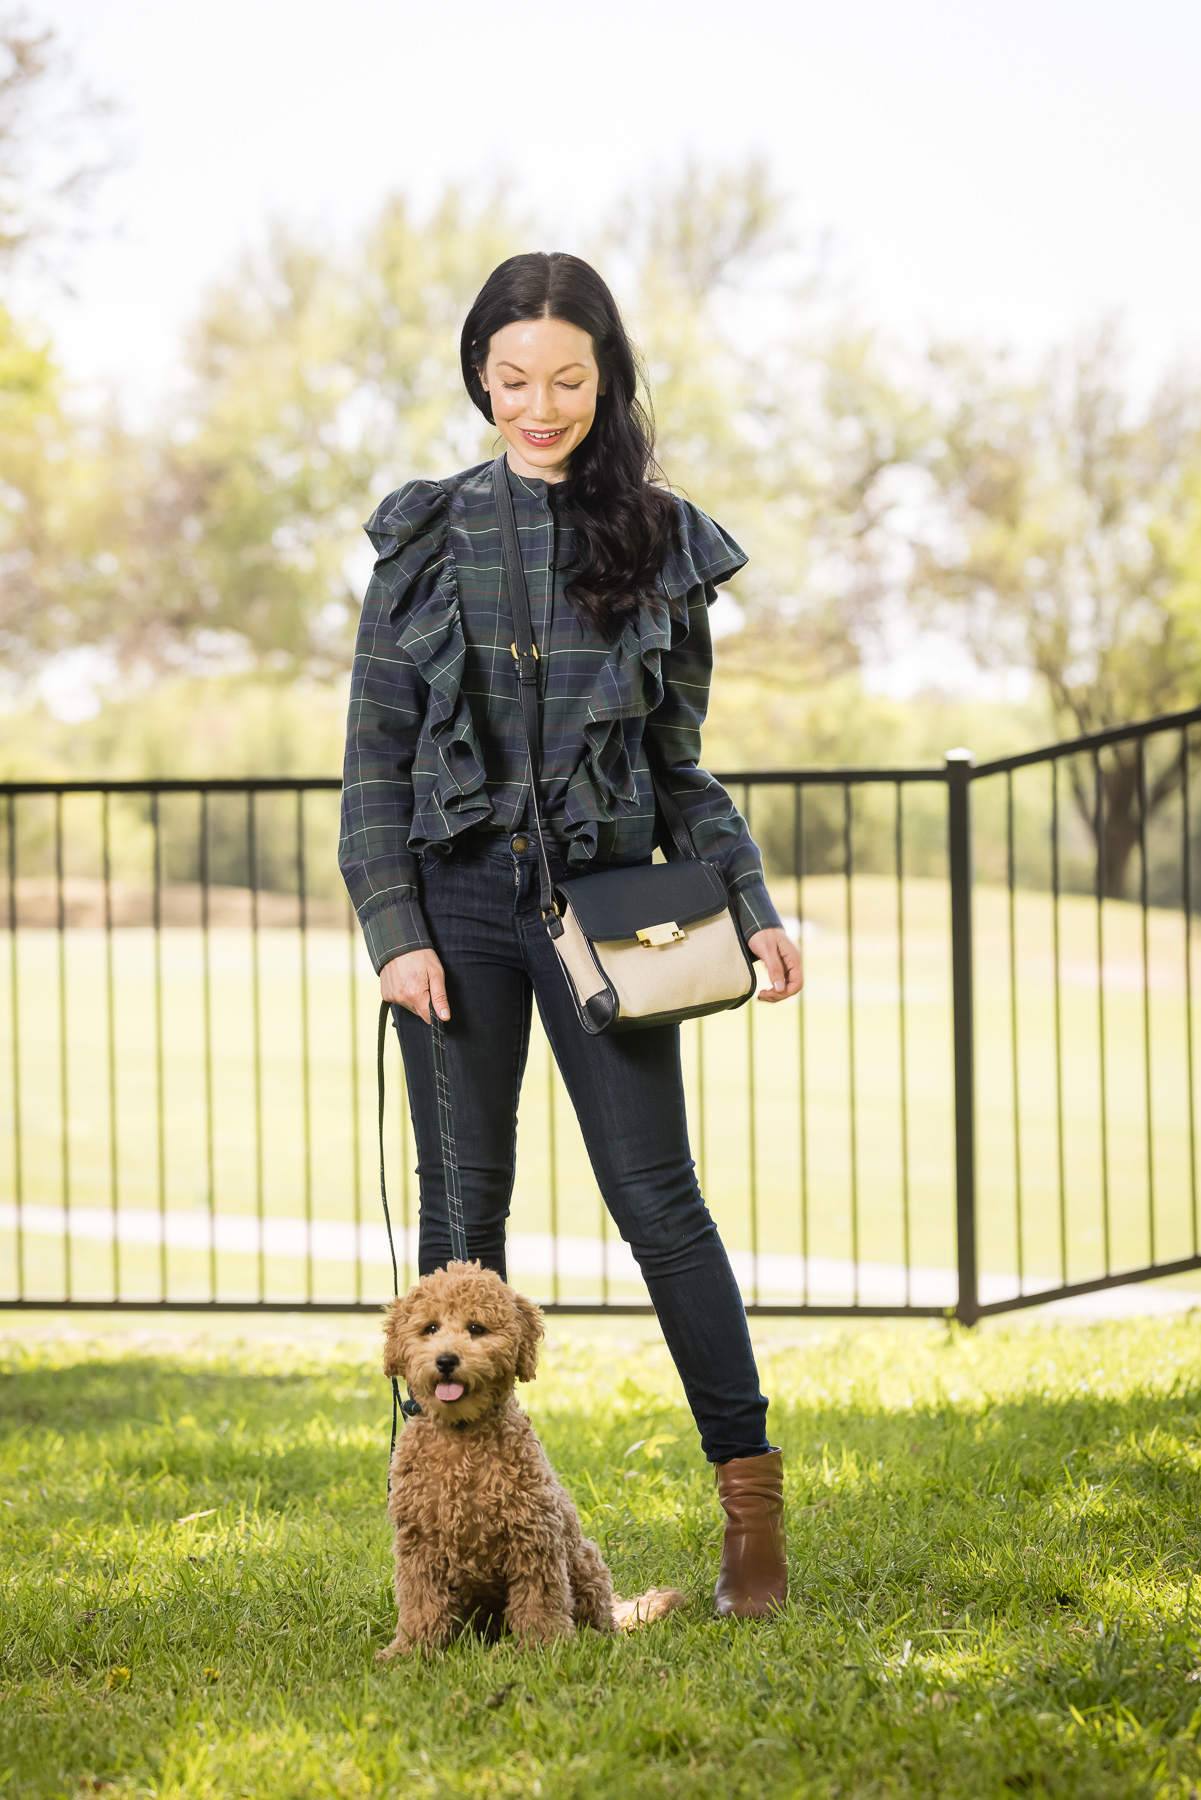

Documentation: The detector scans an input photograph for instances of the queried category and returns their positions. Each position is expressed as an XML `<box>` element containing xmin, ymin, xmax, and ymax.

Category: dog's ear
<box><xmin>381</xmin><ymin>1295</ymin><xmax>410</xmax><ymax>1381</ymax></box>
<box><xmin>512</xmin><ymin>1291</ymin><xmax>544</xmax><ymax>1384</ymax></box>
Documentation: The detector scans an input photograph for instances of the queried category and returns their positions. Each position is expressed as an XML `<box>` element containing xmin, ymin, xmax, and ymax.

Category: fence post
<box><xmin>946</xmin><ymin>748</ymin><xmax>979</xmax><ymax>1326</ymax></box>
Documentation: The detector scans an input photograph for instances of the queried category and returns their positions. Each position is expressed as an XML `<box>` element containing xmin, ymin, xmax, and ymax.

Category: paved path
<box><xmin>4</xmin><ymin>1201</ymin><xmax>1199</xmax><ymax>1318</ymax></box>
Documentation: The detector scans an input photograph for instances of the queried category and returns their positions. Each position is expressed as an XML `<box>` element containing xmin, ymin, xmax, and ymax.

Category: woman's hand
<box><xmin>381</xmin><ymin>948</ymin><xmax>450</xmax><ymax>1024</ymax></box>
<box><xmin>746</xmin><ymin>927</ymin><xmax>804</xmax><ymax>1004</ymax></box>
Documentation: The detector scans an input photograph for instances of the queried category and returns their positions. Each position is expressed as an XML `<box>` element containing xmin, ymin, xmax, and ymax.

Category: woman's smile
<box><xmin>518</xmin><ymin>425</ymin><xmax>568</xmax><ymax>446</ymax></box>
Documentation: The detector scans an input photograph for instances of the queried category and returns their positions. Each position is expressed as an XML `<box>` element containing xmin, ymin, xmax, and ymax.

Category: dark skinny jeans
<box><xmin>391</xmin><ymin>831</ymin><xmax>770</xmax><ymax>1464</ymax></box>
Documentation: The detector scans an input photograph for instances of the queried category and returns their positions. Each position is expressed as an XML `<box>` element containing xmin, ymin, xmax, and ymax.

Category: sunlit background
<box><xmin>6</xmin><ymin>0</ymin><xmax>1201</xmax><ymax>754</ymax></box>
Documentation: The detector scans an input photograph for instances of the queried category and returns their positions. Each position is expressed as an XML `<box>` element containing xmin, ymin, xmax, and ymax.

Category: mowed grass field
<box><xmin>7</xmin><ymin>1314</ymin><xmax>1201</xmax><ymax>1797</ymax></box>
<box><xmin>2</xmin><ymin>876</ymin><xmax>1200</xmax><ymax>1305</ymax></box>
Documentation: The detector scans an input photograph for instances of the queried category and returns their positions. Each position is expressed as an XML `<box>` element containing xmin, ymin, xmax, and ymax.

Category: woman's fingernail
<box><xmin>440</xmin><ymin>1009</ymin><xmax>450</xmax><ymax>1020</ymax></box>
<box><xmin>774</xmin><ymin>979</ymin><xmax>785</xmax><ymax>991</ymax></box>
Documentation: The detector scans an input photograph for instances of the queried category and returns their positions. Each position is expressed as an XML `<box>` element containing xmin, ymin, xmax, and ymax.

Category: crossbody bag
<box><xmin>492</xmin><ymin>456</ymin><xmax>756</xmax><ymax>1036</ymax></box>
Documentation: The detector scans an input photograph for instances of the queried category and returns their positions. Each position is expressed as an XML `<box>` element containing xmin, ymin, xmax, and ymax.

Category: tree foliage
<box><xmin>7</xmin><ymin>164</ymin><xmax>908</xmax><ymax>686</ymax></box>
<box><xmin>914</xmin><ymin>329</ymin><xmax>1201</xmax><ymax>891</ymax></box>
<box><xmin>917</xmin><ymin>329</ymin><xmax>1201</xmax><ymax>729</ymax></box>
<box><xmin>7</xmin><ymin>117</ymin><xmax>1201</xmax><ymax>840</ymax></box>
<box><xmin>153</xmin><ymin>162</ymin><xmax>892</xmax><ymax>684</ymax></box>
<box><xmin>0</xmin><ymin>7</ymin><xmax>118</xmax><ymax>279</ymax></box>
<box><xmin>610</xmin><ymin>160</ymin><xmax>923</xmax><ymax>684</ymax></box>
<box><xmin>0</xmin><ymin>8</ymin><xmax>127</xmax><ymax>681</ymax></box>
<box><xmin>143</xmin><ymin>195</ymin><xmax>519</xmax><ymax>673</ymax></box>
<box><xmin>0</xmin><ymin>302</ymin><xmax>67</xmax><ymax>680</ymax></box>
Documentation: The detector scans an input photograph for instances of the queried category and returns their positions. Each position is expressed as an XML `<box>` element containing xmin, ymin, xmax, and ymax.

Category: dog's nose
<box><xmin>435</xmin><ymin>1352</ymin><xmax>460</xmax><ymax>1377</ymax></box>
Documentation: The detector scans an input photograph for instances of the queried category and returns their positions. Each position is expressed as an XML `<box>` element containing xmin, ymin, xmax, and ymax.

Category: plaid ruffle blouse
<box><xmin>338</xmin><ymin>455</ymin><xmax>781</xmax><ymax>972</ymax></box>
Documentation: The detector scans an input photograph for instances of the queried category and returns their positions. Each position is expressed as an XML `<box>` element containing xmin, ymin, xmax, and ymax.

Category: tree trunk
<box><xmin>1070</xmin><ymin>742</ymin><xmax>1185</xmax><ymax>901</ymax></box>
<box><xmin>1099</xmin><ymin>796</ymin><xmax>1140</xmax><ymax>900</ymax></box>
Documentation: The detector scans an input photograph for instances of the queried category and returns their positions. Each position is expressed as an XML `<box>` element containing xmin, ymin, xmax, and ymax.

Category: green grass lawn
<box><xmin>6</xmin><ymin>1313</ymin><xmax>1201</xmax><ymax>1797</ymax></box>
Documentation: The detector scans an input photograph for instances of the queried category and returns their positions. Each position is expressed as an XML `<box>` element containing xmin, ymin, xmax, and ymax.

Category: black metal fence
<box><xmin>3</xmin><ymin>703</ymin><xmax>1201</xmax><ymax>1322</ymax></box>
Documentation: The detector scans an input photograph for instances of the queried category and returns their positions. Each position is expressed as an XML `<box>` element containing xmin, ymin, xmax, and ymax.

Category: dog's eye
<box><xmin>422</xmin><ymin>1321</ymin><xmax>440</xmax><ymax>1335</ymax></box>
<box><xmin>467</xmin><ymin>1322</ymin><xmax>488</xmax><ymax>1337</ymax></box>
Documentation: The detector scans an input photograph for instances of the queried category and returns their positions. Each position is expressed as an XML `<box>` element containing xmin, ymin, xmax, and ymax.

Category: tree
<box><xmin>0</xmin><ymin>156</ymin><xmax>989</xmax><ymax>727</ymax></box>
<box><xmin>0</xmin><ymin>7</ymin><xmax>119</xmax><ymax>281</ymax></box>
<box><xmin>613</xmin><ymin>159</ymin><xmax>923</xmax><ymax>687</ymax></box>
<box><xmin>0</xmin><ymin>303</ymin><xmax>67</xmax><ymax>684</ymax></box>
<box><xmin>0</xmin><ymin>311</ymin><xmax>157</xmax><ymax>682</ymax></box>
<box><xmin>0</xmin><ymin>9</ymin><xmax>125</xmax><ymax>683</ymax></box>
<box><xmin>88</xmin><ymin>193</ymin><xmax>522</xmax><ymax>678</ymax></box>
<box><xmin>34</xmin><ymin>165</ymin><xmax>896</xmax><ymax>687</ymax></box>
<box><xmin>913</xmin><ymin>328</ymin><xmax>1201</xmax><ymax>895</ymax></box>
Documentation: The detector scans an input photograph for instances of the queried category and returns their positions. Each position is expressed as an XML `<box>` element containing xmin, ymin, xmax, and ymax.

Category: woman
<box><xmin>339</xmin><ymin>252</ymin><xmax>803</xmax><ymax>1619</ymax></box>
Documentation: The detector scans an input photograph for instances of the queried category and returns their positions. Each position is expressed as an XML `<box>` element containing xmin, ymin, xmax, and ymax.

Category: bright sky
<box><xmin>33</xmin><ymin>0</ymin><xmax>1201</xmax><ymax>413</ymax></box>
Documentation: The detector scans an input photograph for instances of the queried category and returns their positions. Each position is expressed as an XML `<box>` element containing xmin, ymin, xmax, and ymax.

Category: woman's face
<box><xmin>478</xmin><ymin>316</ymin><xmax>603</xmax><ymax>483</ymax></box>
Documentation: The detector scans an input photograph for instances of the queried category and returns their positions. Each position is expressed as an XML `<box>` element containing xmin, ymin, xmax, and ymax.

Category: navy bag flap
<box><xmin>556</xmin><ymin>861</ymin><xmax>729</xmax><ymax>942</ymax></box>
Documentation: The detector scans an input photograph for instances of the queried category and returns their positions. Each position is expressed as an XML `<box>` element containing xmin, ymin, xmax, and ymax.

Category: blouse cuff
<box><xmin>732</xmin><ymin>878</ymin><xmax>783</xmax><ymax>946</ymax></box>
<box><xmin>361</xmin><ymin>898</ymin><xmax>433</xmax><ymax>973</ymax></box>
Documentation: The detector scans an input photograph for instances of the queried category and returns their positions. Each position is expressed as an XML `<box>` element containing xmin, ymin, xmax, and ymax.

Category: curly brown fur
<box><xmin>377</xmin><ymin>1261</ymin><xmax>615</xmax><ymax>1659</ymax></box>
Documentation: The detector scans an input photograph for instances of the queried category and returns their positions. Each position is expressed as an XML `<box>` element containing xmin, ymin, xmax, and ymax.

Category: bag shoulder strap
<box><xmin>490</xmin><ymin>456</ymin><xmax>698</xmax><ymax>886</ymax></box>
<box><xmin>491</xmin><ymin>458</ymin><xmax>563</xmax><ymax>923</ymax></box>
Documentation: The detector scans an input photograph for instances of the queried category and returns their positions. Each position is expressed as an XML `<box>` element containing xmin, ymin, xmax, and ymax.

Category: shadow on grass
<box><xmin>0</xmin><ymin>1355</ymin><xmax>331</xmax><ymax>1429</ymax></box>
<box><xmin>0</xmin><ymin>1355</ymin><xmax>392</xmax><ymax>1516</ymax></box>
<box><xmin>4</xmin><ymin>1351</ymin><xmax>1201</xmax><ymax>1512</ymax></box>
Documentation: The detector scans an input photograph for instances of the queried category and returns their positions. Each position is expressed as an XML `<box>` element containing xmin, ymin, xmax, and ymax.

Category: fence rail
<box><xmin>4</xmin><ymin>702</ymin><xmax>1201</xmax><ymax>1322</ymax></box>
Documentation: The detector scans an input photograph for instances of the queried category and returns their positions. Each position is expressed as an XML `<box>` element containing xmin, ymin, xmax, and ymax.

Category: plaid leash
<box><xmin>377</xmin><ymin>999</ymin><xmax>469</xmax><ymax>1488</ymax></box>
<box><xmin>428</xmin><ymin>1004</ymin><xmax>469</xmax><ymax>1264</ymax></box>
<box><xmin>377</xmin><ymin>1002</ymin><xmax>404</xmax><ymax>1482</ymax></box>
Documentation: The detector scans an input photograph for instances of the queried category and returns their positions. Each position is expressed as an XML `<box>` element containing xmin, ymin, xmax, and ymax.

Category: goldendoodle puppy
<box><xmin>378</xmin><ymin>1260</ymin><xmax>616</xmax><ymax>1657</ymax></box>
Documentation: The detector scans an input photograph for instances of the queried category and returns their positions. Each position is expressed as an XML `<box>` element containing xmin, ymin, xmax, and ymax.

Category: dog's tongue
<box><xmin>435</xmin><ymin>1381</ymin><xmax>465</xmax><ymax>1403</ymax></box>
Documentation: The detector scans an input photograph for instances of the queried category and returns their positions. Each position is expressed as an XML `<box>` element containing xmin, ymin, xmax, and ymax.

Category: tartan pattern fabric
<box><xmin>430</xmin><ymin>1011</ymin><xmax>468</xmax><ymax>1262</ymax></box>
<box><xmin>339</xmin><ymin>456</ymin><xmax>782</xmax><ymax>971</ymax></box>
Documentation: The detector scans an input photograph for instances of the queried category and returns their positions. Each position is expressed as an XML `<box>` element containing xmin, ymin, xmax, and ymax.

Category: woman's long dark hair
<box><xmin>460</xmin><ymin>252</ymin><xmax>677</xmax><ymax>636</ymax></box>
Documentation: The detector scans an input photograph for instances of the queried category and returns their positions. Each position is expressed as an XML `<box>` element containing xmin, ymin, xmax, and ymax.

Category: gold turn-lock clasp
<box><xmin>637</xmin><ymin>921</ymin><xmax>686</xmax><ymax>947</ymax></box>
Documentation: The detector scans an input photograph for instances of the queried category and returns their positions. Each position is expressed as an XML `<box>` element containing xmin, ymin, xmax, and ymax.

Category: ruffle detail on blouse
<box><xmin>364</xmin><ymin>475</ymin><xmax>493</xmax><ymax>843</ymax></box>
<box><xmin>364</xmin><ymin>476</ymin><xmax>461</xmax><ymax>609</ymax></box>
<box><xmin>658</xmin><ymin>497</ymin><xmax>748</xmax><ymax>602</ymax></box>
<box><xmin>559</xmin><ymin>499</ymin><xmax>748</xmax><ymax>863</ymax></box>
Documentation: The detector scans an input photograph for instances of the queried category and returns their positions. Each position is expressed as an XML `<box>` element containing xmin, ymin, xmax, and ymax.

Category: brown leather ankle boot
<box><xmin>714</xmin><ymin>1449</ymin><xmax>788</xmax><ymax>1618</ymax></box>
